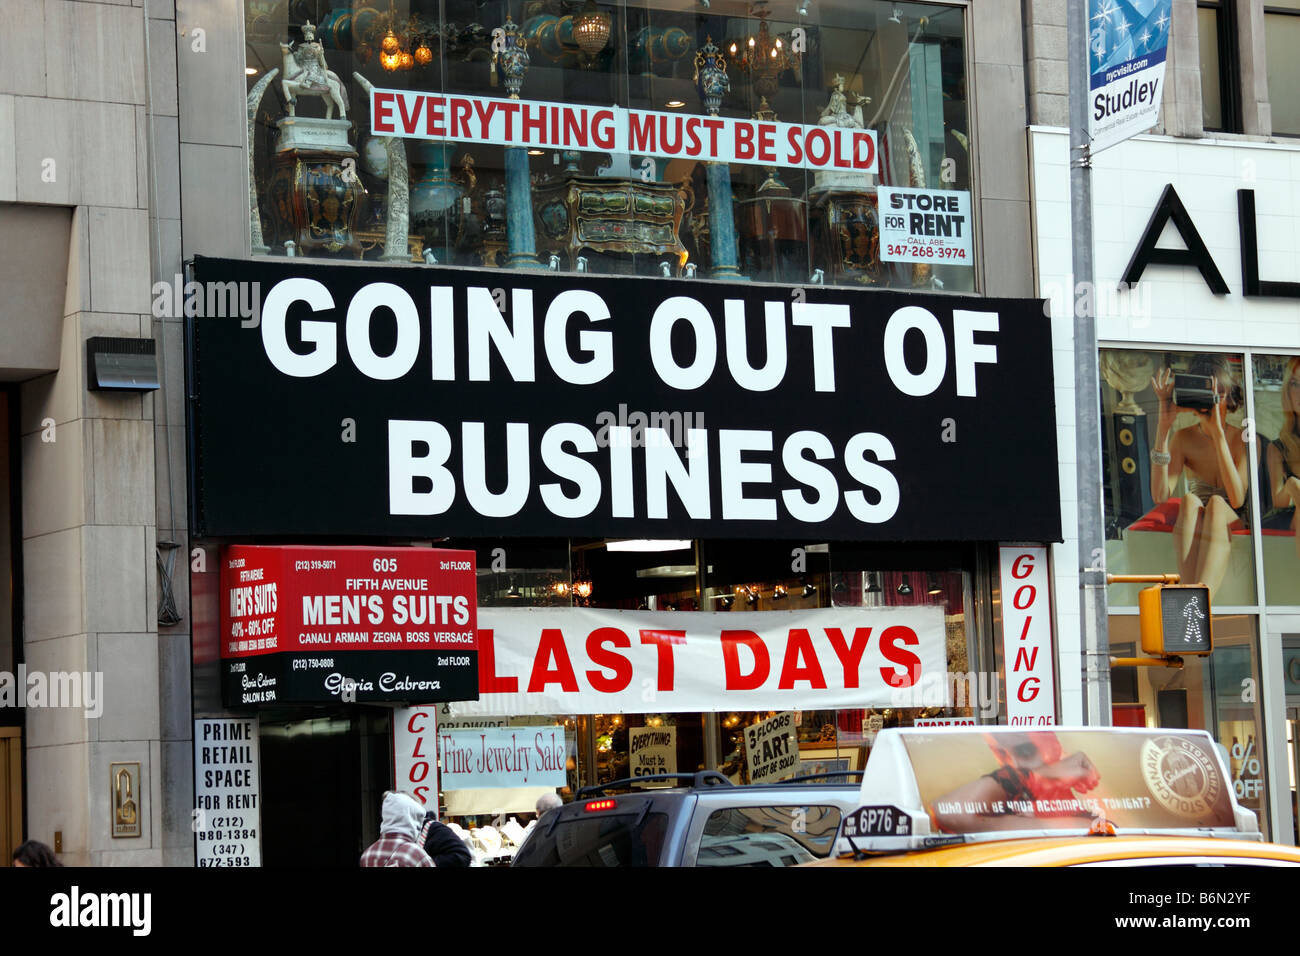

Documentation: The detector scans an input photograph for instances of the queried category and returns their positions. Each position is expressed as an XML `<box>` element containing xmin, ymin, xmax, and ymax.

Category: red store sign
<box><xmin>220</xmin><ymin>545</ymin><xmax>478</xmax><ymax>707</ymax></box>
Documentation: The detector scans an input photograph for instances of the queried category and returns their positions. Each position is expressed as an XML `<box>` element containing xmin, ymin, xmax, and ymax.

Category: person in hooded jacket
<box><xmin>418</xmin><ymin>809</ymin><xmax>473</xmax><ymax>867</ymax></box>
<box><xmin>360</xmin><ymin>791</ymin><xmax>434</xmax><ymax>867</ymax></box>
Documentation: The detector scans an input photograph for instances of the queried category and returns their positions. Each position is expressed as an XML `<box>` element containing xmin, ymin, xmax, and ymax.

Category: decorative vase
<box><xmin>693</xmin><ymin>37</ymin><xmax>729</xmax><ymax>116</ymax></box>
<box><xmin>497</xmin><ymin>15</ymin><xmax>530</xmax><ymax>98</ymax></box>
<box><xmin>409</xmin><ymin>141</ymin><xmax>465</xmax><ymax>249</ymax></box>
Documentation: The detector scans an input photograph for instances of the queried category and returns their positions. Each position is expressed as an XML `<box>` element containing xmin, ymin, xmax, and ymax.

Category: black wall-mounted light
<box><xmin>87</xmin><ymin>337</ymin><xmax>160</xmax><ymax>392</ymax></box>
<box><xmin>897</xmin><ymin>575</ymin><xmax>913</xmax><ymax>596</ymax></box>
<box><xmin>927</xmin><ymin>572</ymin><xmax>943</xmax><ymax>596</ymax></box>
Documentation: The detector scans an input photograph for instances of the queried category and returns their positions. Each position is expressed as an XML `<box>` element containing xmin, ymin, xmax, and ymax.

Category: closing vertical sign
<box><xmin>999</xmin><ymin>546</ymin><xmax>1057</xmax><ymax>725</ymax></box>
<box><xmin>393</xmin><ymin>705</ymin><xmax>437</xmax><ymax>807</ymax></box>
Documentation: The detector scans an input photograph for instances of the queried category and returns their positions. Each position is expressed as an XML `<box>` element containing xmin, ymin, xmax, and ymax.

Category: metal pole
<box><xmin>1068</xmin><ymin>1</ymin><xmax>1111</xmax><ymax>725</ymax></box>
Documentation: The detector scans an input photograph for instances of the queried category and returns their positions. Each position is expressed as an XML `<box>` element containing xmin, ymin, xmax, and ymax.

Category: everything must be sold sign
<box><xmin>630</xmin><ymin>726</ymin><xmax>677</xmax><ymax>786</ymax></box>
<box><xmin>1087</xmin><ymin>0</ymin><xmax>1171</xmax><ymax>153</ymax></box>
<box><xmin>219</xmin><ymin>544</ymin><xmax>478</xmax><ymax>707</ymax></box>
<box><xmin>369</xmin><ymin>89</ymin><xmax>877</xmax><ymax>174</ymax></box>
<box><xmin>189</xmin><ymin>257</ymin><xmax>1061</xmax><ymax>544</ymax></box>
<box><xmin>452</xmin><ymin>605</ymin><xmax>946</xmax><ymax>715</ymax></box>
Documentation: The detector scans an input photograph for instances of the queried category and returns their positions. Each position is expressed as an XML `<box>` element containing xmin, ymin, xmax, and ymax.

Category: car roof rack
<box><xmin>778</xmin><ymin>770</ymin><xmax>865</xmax><ymax>785</ymax></box>
<box><xmin>577</xmin><ymin>770</ymin><xmax>734</xmax><ymax>798</ymax></box>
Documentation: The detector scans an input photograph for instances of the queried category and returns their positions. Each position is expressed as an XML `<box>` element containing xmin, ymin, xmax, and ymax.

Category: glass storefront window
<box><xmin>1100</xmin><ymin>349</ymin><xmax>1257</xmax><ymax>607</ymax></box>
<box><xmin>244</xmin><ymin>1</ymin><xmax>974</xmax><ymax>290</ymax></box>
<box><xmin>1251</xmin><ymin>354</ymin><xmax>1300</xmax><ymax>606</ymax></box>
<box><xmin>1108</xmin><ymin>613</ymin><xmax>1269</xmax><ymax>838</ymax></box>
<box><xmin>438</xmin><ymin>537</ymin><xmax>988</xmax><ymax>794</ymax></box>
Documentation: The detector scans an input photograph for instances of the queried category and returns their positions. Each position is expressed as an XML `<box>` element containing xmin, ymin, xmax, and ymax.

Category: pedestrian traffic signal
<box><xmin>1139</xmin><ymin>584</ymin><xmax>1212</xmax><ymax>656</ymax></box>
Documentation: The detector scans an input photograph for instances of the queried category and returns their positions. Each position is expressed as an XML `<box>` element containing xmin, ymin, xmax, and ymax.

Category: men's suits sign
<box><xmin>453</xmin><ymin>606</ymin><xmax>946</xmax><ymax>715</ymax></box>
<box><xmin>219</xmin><ymin>544</ymin><xmax>478</xmax><ymax>706</ymax></box>
<box><xmin>188</xmin><ymin>256</ymin><xmax>1060</xmax><ymax>542</ymax></box>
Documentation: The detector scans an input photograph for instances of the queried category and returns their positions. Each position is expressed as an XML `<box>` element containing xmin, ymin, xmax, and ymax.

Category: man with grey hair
<box><xmin>535</xmin><ymin>792</ymin><xmax>563</xmax><ymax>816</ymax></box>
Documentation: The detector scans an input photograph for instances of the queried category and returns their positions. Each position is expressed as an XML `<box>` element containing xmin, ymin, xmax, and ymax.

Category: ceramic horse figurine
<box><xmin>279</xmin><ymin>21</ymin><xmax>348</xmax><ymax>120</ymax></box>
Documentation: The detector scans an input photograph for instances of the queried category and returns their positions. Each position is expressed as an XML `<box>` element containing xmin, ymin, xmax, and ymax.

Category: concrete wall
<box><xmin>0</xmin><ymin>0</ymin><xmax>190</xmax><ymax>866</ymax></box>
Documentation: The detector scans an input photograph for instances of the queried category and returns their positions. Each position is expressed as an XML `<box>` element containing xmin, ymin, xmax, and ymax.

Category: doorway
<box><xmin>257</xmin><ymin>708</ymin><xmax>392</xmax><ymax>867</ymax></box>
<box><xmin>0</xmin><ymin>728</ymin><xmax>19</xmax><ymax>863</ymax></box>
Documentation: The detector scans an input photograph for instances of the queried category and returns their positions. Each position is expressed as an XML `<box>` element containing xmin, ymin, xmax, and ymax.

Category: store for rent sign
<box><xmin>189</xmin><ymin>258</ymin><xmax>1061</xmax><ymax>544</ymax></box>
<box><xmin>879</xmin><ymin>187</ymin><xmax>972</xmax><ymax>266</ymax></box>
<box><xmin>452</xmin><ymin>606</ymin><xmax>945</xmax><ymax>715</ymax></box>
<box><xmin>194</xmin><ymin>718</ymin><xmax>261</xmax><ymax>867</ymax></box>
<box><xmin>369</xmin><ymin>89</ymin><xmax>876</xmax><ymax>174</ymax></box>
<box><xmin>219</xmin><ymin>545</ymin><xmax>478</xmax><ymax>707</ymax></box>
<box><xmin>998</xmin><ymin>546</ymin><xmax>1057</xmax><ymax>725</ymax></box>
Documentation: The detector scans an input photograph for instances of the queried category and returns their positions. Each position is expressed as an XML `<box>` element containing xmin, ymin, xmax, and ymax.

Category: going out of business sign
<box><xmin>1087</xmin><ymin>0</ymin><xmax>1171</xmax><ymax>153</ymax></box>
<box><xmin>188</xmin><ymin>257</ymin><xmax>1061</xmax><ymax>544</ymax></box>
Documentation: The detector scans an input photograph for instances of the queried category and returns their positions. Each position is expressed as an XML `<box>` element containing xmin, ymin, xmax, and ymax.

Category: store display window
<box><xmin>1251</xmin><ymin>354</ymin><xmax>1300</xmax><ymax>607</ymax></box>
<box><xmin>244</xmin><ymin>0</ymin><xmax>974</xmax><ymax>290</ymax></box>
<box><xmin>1107</xmin><ymin>614</ymin><xmax>1269</xmax><ymax>839</ymax></box>
<box><xmin>436</xmin><ymin>538</ymin><xmax>987</xmax><ymax>801</ymax></box>
<box><xmin>1099</xmin><ymin>349</ymin><xmax>1257</xmax><ymax>607</ymax></box>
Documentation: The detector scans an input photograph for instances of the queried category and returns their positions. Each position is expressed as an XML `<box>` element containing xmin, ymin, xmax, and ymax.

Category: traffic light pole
<box><xmin>1069</xmin><ymin>1</ymin><xmax>1112</xmax><ymax>725</ymax></box>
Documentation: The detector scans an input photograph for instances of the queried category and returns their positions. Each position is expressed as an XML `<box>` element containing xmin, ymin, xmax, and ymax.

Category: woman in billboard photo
<box><xmin>1149</xmin><ymin>356</ymin><xmax>1250</xmax><ymax>596</ymax></box>
<box><xmin>1262</xmin><ymin>356</ymin><xmax>1300</xmax><ymax>559</ymax></box>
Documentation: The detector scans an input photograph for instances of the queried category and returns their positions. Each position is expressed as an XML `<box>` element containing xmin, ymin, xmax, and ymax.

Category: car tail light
<box><xmin>584</xmin><ymin>799</ymin><xmax>617</xmax><ymax>812</ymax></box>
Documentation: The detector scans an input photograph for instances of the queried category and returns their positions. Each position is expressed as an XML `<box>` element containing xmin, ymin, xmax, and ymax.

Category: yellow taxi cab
<box><xmin>806</xmin><ymin>726</ymin><xmax>1300</xmax><ymax>868</ymax></box>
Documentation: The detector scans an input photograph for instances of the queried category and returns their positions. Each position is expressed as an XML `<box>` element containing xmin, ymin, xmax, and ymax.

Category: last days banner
<box><xmin>188</xmin><ymin>257</ymin><xmax>1060</xmax><ymax>542</ymax></box>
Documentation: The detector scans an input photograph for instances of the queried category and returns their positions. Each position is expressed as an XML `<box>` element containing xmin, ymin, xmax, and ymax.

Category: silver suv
<box><xmin>511</xmin><ymin>771</ymin><xmax>861</xmax><ymax>867</ymax></box>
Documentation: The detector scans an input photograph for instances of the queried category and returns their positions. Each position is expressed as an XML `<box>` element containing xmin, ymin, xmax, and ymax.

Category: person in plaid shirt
<box><xmin>361</xmin><ymin>791</ymin><xmax>435</xmax><ymax>867</ymax></box>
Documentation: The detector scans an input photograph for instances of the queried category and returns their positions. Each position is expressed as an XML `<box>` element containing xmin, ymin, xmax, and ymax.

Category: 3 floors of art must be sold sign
<box><xmin>878</xmin><ymin>187</ymin><xmax>973</xmax><ymax>266</ymax></box>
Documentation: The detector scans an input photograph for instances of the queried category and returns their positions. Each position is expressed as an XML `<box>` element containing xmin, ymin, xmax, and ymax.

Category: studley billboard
<box><xmin>187</xmin><ymin>257</ymin><xmax>1061</xmax><ymax>543</ymax></box>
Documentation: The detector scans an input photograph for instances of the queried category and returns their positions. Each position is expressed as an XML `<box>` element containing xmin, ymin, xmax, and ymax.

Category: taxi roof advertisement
<box><xmin>187</xmin><ymin>256</ymin><xmax>1061</xmax><ymax>543</ymax></box>
<box><xmin>903</xmin><ymin>729</ymin><xmax>1236</xmax><ymax>834</ymax></box>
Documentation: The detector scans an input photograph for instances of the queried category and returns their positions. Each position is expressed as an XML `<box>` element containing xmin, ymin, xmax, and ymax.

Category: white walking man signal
<box><xmin>1182</xmin><ymin>598</ymin><xmax>1206</xmax><ymax>645</ymax></box>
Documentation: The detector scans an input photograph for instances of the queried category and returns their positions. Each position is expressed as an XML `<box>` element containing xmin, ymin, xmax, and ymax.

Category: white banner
<box><xmin>999</xmin><ymin>546</ymin><xmax>1057</xmax><ymax>726</ymax></box>
<box><xmin>629</xmin><ymin>725</ymin><xmax>677</xmax><ymax>787</ymax></box>
<box><xmin>878</xmin><ymin>187</ymin><xmax>973</xmax><ymax>266</ymax></box>
<box><xmin>440</xmin><ymin>725</ymin><xmax>567</xmax><ymax>789</ymax></box>
<box><xmin>370</xmin><ymin>89</ymin><xmax>877</xmax><ymax>174</ymax></box>
<box><xmin>744</xmin><ymin>711</ymin><xmax>800</xmax><ymax>783</ymax></box>
<box><xmin>458</xmin><ymin>605</ymin><xmax>946</xmax><ymax>715</ymax></box>
<box><xmin>194</xmin><ymin>718</ymin><xmax>261</xmax><ymax>868</ymax></box>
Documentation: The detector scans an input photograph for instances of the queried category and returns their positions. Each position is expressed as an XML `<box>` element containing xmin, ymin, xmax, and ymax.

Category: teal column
<box><xmin>505</xmin><ymin>146</ymin><xmax>544</xmax><ymax>269</ymax></box>
<box><xmin>707</xmin><ymin>162</ymin><xmax>744</xmax><ymax>280</ymax></box>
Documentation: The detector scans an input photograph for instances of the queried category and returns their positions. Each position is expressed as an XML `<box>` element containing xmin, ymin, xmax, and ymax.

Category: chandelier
<box><xmin>728</xmin><ymin>13</ymin><xmax>800</xmax><ymax>101</ymax></box>
<box><xmin>573</xmin><ymin>0</ymin><xmax>612</xmax><ymax>56</ymax></box>
<box><xmin>373</xmin><ymin>2</ymin><xmax>433</xmax><ymax>71</ymax></box>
